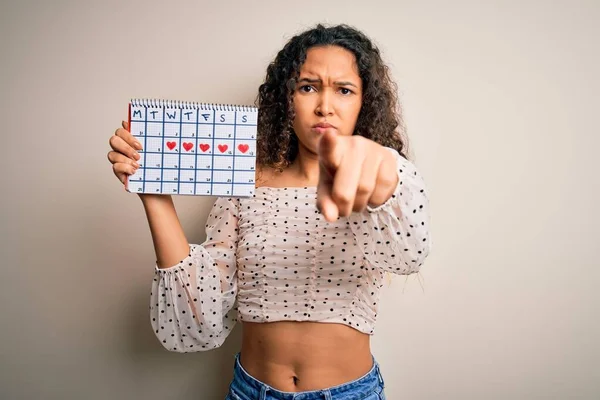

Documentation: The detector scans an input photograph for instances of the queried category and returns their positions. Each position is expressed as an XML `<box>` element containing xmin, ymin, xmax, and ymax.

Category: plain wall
<box><xmin>1</xmin><ymin>0</ymin><xmax>598</xmax><ymax>399</ymax></box>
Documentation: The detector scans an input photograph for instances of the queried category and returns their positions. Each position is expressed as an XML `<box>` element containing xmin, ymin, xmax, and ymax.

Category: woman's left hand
<box><xmin>316</xmin><ymin>131</ymin><xmax>399</xmax><ymax>222</ymax></box>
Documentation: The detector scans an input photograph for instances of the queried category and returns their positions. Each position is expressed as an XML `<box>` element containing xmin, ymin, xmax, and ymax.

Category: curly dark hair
<box><xmin>255</xmin><ymin>23</ymin><xmax>409</xmax><ymax>173</ymax></box>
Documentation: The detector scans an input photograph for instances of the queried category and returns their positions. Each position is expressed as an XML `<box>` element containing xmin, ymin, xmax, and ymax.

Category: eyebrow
<box><xmin>297</xmin><ymin>77</ymin><xmax>359</xmax><ymax>88</ymax></box>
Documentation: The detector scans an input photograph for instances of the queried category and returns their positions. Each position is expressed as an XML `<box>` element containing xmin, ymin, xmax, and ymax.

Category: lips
<box><xmin>313</xmin><ymin>123</ymin><xmax>334</xmax><ymax>129</ymax></box>
<box><xmin>312</xmin><ymin>122</ymin><xmax>335</xmax><ymax>134</ymax></box>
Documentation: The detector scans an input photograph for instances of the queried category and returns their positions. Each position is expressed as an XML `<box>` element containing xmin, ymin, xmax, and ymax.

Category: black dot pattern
<box><xmin>150</xmin><ymin>147</ymin><xmax>431</xmax><ymax>352</ymax></box>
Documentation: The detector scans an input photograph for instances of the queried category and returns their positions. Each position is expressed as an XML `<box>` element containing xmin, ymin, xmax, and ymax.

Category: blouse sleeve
<box><xmin>149</xmin><ymin>196</ymin><xmax>240</xmax><ymax>352</ymax></box>
<box><xmin>347</xmin><ymin>147</ymin><xmax>431</xmax><ymax>275</ymax></box>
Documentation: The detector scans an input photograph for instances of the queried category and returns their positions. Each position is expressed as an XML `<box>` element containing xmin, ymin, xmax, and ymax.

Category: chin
<box><xmin>295</xmin><ymin>139</ymin><xmax>318</xmax><ymax>155</ymax></box>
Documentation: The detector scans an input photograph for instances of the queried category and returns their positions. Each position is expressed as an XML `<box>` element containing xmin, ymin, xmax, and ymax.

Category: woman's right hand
<box><xmin>107</xmin><ymin>120</ymin><xmax>144</xmax><ymax>186</ymax></box>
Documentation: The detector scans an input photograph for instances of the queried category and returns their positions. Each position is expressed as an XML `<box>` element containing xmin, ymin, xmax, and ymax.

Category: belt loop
<box><xmin>323</xmin><ymin>389</ymin><xmax>332</xmax><ymax>400</ymax></box>
<box><xmin>260</xmin><ymin>386</ymin><xmax>268</xmax><ymax>400</ymax></box>
<box><xmin>376</xmin><ymin>366</ymin><xmax>385</xmax><ymax>385</ymax></box>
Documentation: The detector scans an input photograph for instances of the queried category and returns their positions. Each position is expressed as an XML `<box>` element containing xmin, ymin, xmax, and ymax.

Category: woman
<box><xmin>108</xmin><ymin>24</ymin><xmax>431</xmax><ymax>400</ymax></box>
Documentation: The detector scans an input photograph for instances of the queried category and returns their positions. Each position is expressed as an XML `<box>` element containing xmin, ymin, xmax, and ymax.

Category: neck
<box><xmin>289</xmin><ymin>145</ymin><xmax>320</xmax><ymax>185</ymax></box>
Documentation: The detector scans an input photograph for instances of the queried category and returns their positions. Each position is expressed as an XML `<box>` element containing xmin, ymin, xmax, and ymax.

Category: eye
<box><xmin>299</xmin><ymin>85</ymin><xmax>315</xmax><ymax>93</ymax></box>
<box><xmin>339</xmin><ymin>87</ymin><xmax>353</xmax><ymax>95</ymax></box>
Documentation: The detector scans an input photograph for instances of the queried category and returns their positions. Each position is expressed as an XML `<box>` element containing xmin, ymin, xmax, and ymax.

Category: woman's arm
<box><xmin>347</xmin><ymin>147</ymin><xmax>431</xmax><ymax>275</ymax></box>
<box><xmin>146</xmin><ymin>196</ymin><xmax>241</xmax><ymax>352</ymax></box>
<box><xmin>139</xmin><ymin>194</ymin><xmax>191</xmax><ymax>268</ymax></box>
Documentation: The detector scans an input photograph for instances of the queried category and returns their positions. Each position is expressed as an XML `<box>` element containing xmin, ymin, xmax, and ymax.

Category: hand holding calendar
<box><xmin>108</xmin><ymin>120</ymin><xmax>143</xmax><ymax>186</ymax></box>
<box><xmin>109</xmin><ymin>99</ymin><xmax>258</xmax><ymax>197</ymax></box>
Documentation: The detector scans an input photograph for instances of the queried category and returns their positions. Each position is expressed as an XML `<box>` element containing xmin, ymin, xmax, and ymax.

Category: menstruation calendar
<box><xmin>125</xmin><ymin>98</ymin><xmax>257</xmax><ymax>197</ymax></box>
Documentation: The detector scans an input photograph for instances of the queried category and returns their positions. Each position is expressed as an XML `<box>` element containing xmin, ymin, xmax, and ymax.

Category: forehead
<box><xmin>299</xmin><ymin>46</ymin><xmax>360</xmax><ymax>79</ymax></box>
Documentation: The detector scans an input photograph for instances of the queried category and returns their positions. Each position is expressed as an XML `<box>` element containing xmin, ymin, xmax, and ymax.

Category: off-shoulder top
<box><xmin>149</xmin><ymin>147</ymin><xmax>431</xmax><ymax>352</ymax></box>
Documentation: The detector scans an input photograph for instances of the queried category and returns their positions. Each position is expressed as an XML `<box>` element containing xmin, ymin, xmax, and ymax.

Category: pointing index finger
<box><xmin>317</xmin><ymin>130</ymin><xmax>343</xmax><ymax>175</ymax></box>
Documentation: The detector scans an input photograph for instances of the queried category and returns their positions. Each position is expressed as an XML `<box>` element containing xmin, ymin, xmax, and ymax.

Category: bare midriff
<box><xmin>240</xmin><ymin>321</ymin><xmax>373</xmax><ymax>392</ymax></box>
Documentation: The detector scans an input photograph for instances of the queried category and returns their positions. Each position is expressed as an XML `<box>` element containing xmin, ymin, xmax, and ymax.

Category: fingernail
<box><xmin>134</xmin><ymin>141</ymin><xmax>143</xmax><ymax>150</ymax></box>
<box><xmin>134</xmin><ymin>152</ymin><xmax>140</xmax><ymax>159</ymax></box>
<box><xmin>133</xmin><ymin>161</ymin><xmax>139</xmax><ymax>168</ymax></box>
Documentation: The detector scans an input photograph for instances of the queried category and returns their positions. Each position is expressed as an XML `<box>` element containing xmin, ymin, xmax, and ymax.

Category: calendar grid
<box><xmin>193</xmin><ymin>108</ymin><xmax>199</xmax><ymax>195</ymax></box>
<box><xmin>160</xmin><ymin>107</ymin><xmax>165</xmax><ymax>194</ymax></box>
<box><xmin>142</xmin><ymin>106</ymin><xmax>148</xmax><ymax>193</ymax></box>
<box><xmin>210</xmin><ymin>111</ymin><xmax>215</xmax><ymax>194</ymax></box>
<box><xmin>177</xmin><ymin>107</ymin><xmax>182</xmax><ymax>194</ymax></box>
<box><xmin>169</xmin><ymin>122</ymin><xmax>244</xmax><ymax>126</ymax></box>
<box><xmin>232</xmin><ymin>110</ymin><xmax>237</xmax><ymax>195</ymax></box>
<box><xmin>127</xmin><ymin>99</ymin><xmax>257</xmax><ymax>197</ymax></box>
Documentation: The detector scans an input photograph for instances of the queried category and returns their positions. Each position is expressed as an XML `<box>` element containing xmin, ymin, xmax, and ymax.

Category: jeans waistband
<box><xmin>230</xmin><ymin>352</ymin><xmax>384</xmax><ymax>400</ymax></box>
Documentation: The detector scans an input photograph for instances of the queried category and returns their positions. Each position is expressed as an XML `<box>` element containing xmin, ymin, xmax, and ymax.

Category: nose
<box><xmin>315</xmin><ymin>89</ymin><xmax>334</xmax><ymax>117</ymax></box>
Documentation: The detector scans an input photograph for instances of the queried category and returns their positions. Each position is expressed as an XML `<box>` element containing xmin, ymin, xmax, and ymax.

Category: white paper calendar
<box><xmin>125</xmin><ymin>98</ymin><xmax>257</xmax><ymax>197</ymax></box>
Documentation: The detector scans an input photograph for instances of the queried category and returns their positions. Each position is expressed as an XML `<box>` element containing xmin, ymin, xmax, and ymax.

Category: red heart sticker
<box><xmin>183</xmin><ymin>142</ymin><xmax>193</xmax><ymax>151</ymax></box>
<box><xmin>167</xmin><ymin>141</ymin><xmax>176</xmax><ymax>150</ymax></box>
<box><xmin>218</xmin><ymin>144</ymin><xmax>228</xmax><ymax>153</ymax></box>
<box><xmin>238</xmin><ymin>144</ymin><xmax>249</xmax><ymax>153</ymax></box>
<box><xmin>199</xmin><ymin>143</ymin><xmax>210</xmax><ymax>152</ymax></box>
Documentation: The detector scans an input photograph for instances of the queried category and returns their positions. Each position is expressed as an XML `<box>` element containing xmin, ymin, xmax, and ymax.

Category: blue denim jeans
<box><xmin>226</xmin><ymin>353</ymin><xmax>386</xmax><ymax>400</ymax></box>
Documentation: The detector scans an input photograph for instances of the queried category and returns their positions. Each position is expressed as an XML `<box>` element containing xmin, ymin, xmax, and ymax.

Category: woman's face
<box><xmin>292</xmin><ymin>45</ymin><xmax>363</xmax><ymax>156</ymax></box>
